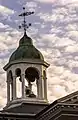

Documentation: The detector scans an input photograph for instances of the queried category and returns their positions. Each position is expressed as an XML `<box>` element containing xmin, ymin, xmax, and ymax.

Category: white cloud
<box><xmin>0</xmin><ymin>23</ymin><xmax>9</xmax><ymax>29</ymax></box>
<box><xmin>52</xmin><ymin>85</ymin><xmax>67</xmax><ymax>97</ymax></box>
<box><xmin>25</xmin><ymin>1</ymin><xmax>38</xmax><ymax>11</ymax></box>
<box><xmin>39</xmin><ymin>34</ymin><xmax>75</xmax><ymax>48</ymax></box>
<box><xmin>55</xmin><ymin>37</ymin><xmax>75</xmax><ymax>47</ymax></box>
<box><xmin>38</xmin><ymin>13</ymin><xmax>58</xmax><ymax>22</ymax></box>
<box><xmin>26</xmin><ymin>2</ymin><xmax>37</xmax><ymax>8</ymax></box>
<box><xmin>67</xmin><ymin>31</ymin><xmax>78</xmax><ymax>41</ymax></box>
<box><xmin>65</xmin><ymin>44</ymin><xmax>78</xmax><ymax>53</ymax></box>
<box><xmin>0</xmin><ymin>5</ymin><xmax>14</xmax><ymax>15</ymax></box>
<box><xmin>59</xmin><ymin>0</ymin><xmax>78</xmax><ymax>5</ymax></box>
<box><xmin>0</xmin><ymin>31</ymin><xmax>19</xmax><ymax>52</ymax></box>
<box><xmin>34</xmin><ymin>0</ymin><xmax>56</xmax><ymax>3</ymax></box>
<box><xmin>0</xmin><ymin>96</ymin><xmax>6</xmax><ymax>110</ymax></box>
<box><xmin>28</xmin><ymin>27</ymin><xmax>38</xmax><ymax>35</ymax></box>
<box><xmin>66</xmin><ymin>24</ymin><xmax>77</xmax><ymax>31</ymax></box>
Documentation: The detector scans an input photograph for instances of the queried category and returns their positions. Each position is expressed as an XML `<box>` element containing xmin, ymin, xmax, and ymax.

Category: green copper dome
<box><xmin>9</xmin><ymin>34</ymin><xmax>44</xmax><ymax>62</ymax></box>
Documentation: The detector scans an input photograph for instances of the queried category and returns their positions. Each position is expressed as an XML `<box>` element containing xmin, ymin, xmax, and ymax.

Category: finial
<box><xmin>19</xmin><ymin>7</ymin><xmax>34</xmax><ymax>35</ymax></box>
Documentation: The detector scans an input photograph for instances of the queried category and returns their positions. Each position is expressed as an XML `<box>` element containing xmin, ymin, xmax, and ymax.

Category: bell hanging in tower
<box><xmin>3</xmin><ymin>7</ymin><xmax>50</xmax><ymax>114</ymax></box>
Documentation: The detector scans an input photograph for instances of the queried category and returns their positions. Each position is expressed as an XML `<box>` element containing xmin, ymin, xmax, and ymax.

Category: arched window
<box><xmin>15</xmin><ymin>68</ymin><xmax>21</xmax><ymax>81</ymax></box>
<box><xmin>25</xmin><ymin>67</ymin><xmax>39</xmax><ymax>98</ymax></box>
<box><xmin>15</xmin><ymin>68</ymin><xmax>22</xmax><ymax>98</ymax></box>
<box><xmin>8</xmin><ymin>70</ymin><xmax>13</xmax><ymax>101</ymax></box>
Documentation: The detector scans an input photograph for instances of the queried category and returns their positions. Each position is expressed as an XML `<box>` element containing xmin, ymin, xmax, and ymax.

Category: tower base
<box><xmin>3</xmin><ymin>98</ymin><xmax>49</xmax><ymax>114</ymax></box>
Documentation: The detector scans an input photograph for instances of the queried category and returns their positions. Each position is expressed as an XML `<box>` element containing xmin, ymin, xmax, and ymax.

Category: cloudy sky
<box><xmin>1</xmin><ymin>0</ymin><xmax>78</xmax><ymax>109</ymax></box>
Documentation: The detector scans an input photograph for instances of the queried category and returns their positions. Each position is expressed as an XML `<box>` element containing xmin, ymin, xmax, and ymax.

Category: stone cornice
<box><xmin>3</xmin><ymin>59</ymin><xmax>50</xmax><ymax>71</ymax></box>
<box><xmin>57</xmin><ymin>91</ymin><xmax>78</xmax><ymax>103</ymax></box>
<box><xmin>0</xmin><ymin>112</ymin><xmax>35</xmax><ymax>119</ymax></box>
<box><xmin>36</xmin><ymin>103</ymin><xmax>78</xmax><ymax>120</ymax></box>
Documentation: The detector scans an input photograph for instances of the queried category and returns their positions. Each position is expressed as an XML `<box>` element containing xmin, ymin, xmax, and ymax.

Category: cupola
<box><xmin>3</xmin><ymin>7</ymin><xmax>49</xmax><ymax>114</ymax></box>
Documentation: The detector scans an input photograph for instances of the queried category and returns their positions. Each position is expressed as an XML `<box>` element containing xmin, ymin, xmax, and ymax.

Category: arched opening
<box><xmin>7</xmin><ymin>70</ymin><xmax>13</xmax><ymax>101</ymax></box>
<box><xmin>15</xmin><ymin>68</ymin><xmax>22</xmax><ymax>98</ymax></box>
<box><xmin>15</xmin><ymin>68</ymin><xmax>21</xmax><ymax>81</ymax></box>
<box><xmin>25</xmin><ymin>67</ymin><xmax>39</xmax><ymax>98</ymax></box>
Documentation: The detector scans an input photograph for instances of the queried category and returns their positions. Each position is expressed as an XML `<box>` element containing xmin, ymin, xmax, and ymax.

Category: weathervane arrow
<box><xmin>19</xmin><ymin>7</ymin><xmax>34</xmax><ymax>35</ymax></box>
<box><xmin>19</xmin><ymin>11</ymin><xmax>34</xmax><ymax>17</ymax></box>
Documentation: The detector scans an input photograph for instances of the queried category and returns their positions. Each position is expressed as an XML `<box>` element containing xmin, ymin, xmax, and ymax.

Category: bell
<box><xmin>28</xmin><ymin>93</ymin><xmax>36</xmax><ymax>98</ymax></box>
<box><xmin>29</xmin><ymin>77</ymin><xmax>35</xmax><ymax>82</ymax></box>
<box><xmin>27</xmin><ymin>75</ymin><xmax>35</xmax><ymax>82</ymax></box>
<box><xmin>25</xmin><ymin>86</ymin><xmax>31</xmax><ymax>95</ymax></box>
<box><xmin>26</xmin><ymin>89</ymin><xmax>31</xmax><ymax>95</ymax></box>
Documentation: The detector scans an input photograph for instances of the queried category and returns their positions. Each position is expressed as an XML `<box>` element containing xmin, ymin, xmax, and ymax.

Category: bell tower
<box><xmin>3</xmin><ymin>8</ymin><xmax>49</xmax><ymax>114</ymax></box>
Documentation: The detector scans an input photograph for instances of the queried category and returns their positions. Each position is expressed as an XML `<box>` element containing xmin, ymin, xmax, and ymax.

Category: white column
<box><xmin>44</xmin><ymin>76</ymin><xmax>47</xmax><ymax>100</ymax></box>
<box><xmin>38</xmin><ymin>75</ymin><xmax>44</xmax><ymax>99</ymax></box>
<box><xmin>37</xmin><ymin>80</ymin><xmax>39</xmax><ymax>98</ymax></box>
<box><xmin>41</xmin><ymin>76</ymin><xmax>44</xmax><ymax>99</ymax></box>
<box><xmin>21</xmin><ymin>74</ymin><xmax>25</xmax><ymax>98</ymax></box>
<box><xmin>7</xmin><ymin>80</ymin><xmax>10</xmax><ymax>103</ymax></box>
<box><xmin>7</xmin><ymin>73</ymin><xmax>10</xmax><ymax>103</ymax></box>
<box><xmin>13</xmin><ymin>76</ymin><xmax>16</xmax><ymax>100</ymax></box>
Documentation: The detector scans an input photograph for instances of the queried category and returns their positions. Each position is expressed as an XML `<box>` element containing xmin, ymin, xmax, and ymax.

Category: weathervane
<box><xmin>19</xmin><ymin>7</ymin><xmax>34</xmax><ymax>35</ymax></box>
